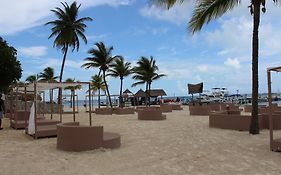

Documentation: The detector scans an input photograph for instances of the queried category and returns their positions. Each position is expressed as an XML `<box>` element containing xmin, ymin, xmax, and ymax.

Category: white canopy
<box><xmin>14</xmin><ymin>82</ymin><xmax>89</xmax><ymax>93</ymax></box>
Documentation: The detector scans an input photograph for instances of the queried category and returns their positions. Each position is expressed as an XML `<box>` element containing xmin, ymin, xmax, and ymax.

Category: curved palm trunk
<box><xmin>249</xmin><ymin>2</ymin><xmax>261</xmax><ymax>134</ymax></box>
<box><xmin>103</xmin><ymin>71</ymin><xmax>112</xmax><ymax>108</ymax></box>
<box><xmin>58</xmin><ymin>44</ymin><xmax>69</xmax><ymax>105</ymax></box>
<box><xmin>119</xmin><ymin>78</ymin><xmax>123</xmax><ymax>108</ymax></box>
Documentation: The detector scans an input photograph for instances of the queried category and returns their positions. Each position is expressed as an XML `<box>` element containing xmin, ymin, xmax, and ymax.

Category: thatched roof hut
<box><xmin>147</xmin><ymin>89</ymin><xmax>167</xmax><ymax>97</ymax></box>
<box><xmin>134</xmin><ymin>89</ymin><xmax>146</xmax><ymax>97</ymax></box>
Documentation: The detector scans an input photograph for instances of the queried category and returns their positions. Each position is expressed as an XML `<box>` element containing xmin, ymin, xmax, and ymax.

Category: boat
<box><xmin>198</xmin><ymin>87</ymin><xmax>229</xmax><ymax>103</ymax></box>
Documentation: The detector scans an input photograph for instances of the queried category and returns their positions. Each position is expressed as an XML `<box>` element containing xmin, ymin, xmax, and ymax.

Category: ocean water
<box><xmin>64</xmin><ymin>96</ymin><xmax>192</xmax><ymax>107</ymax></box>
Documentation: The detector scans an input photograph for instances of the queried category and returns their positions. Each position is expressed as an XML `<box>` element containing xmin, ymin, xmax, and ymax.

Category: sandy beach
<box><xmin>1</xmin><ymin>106</ymin><xmax>281</xmax><ymax>175</ymax></box>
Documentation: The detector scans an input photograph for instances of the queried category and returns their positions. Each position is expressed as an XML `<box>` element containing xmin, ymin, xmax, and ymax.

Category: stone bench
<box><xmin>137</xmin><ymin>108</ymin><xmax>166</xmax><ymax>120</ymax></box>
<box><xmin>94</xmin><ymin>108</ymin><xmax>113</xmax><ymax>115</ymax></box>
<box><xmin>160</xmin><ymin>104</ymin><xmax>173</xmax><ymax>113</ymax></box>
<box><xmin>261</xmin><ymin>113</ymin><xmax>281</xmax><ymax>130</ymax></box>
<box><xmin>57</xmin><ymin>122</ymin><xmax>121</xmax><ymax>152</ymax></box>
<box><xmin>209</xmin><ymin>113</ymin><xmax>263</xmax><ymax>131</ymax></box>
<box><xmin>171</xmin><ymin>104</ymin><xmax>183</xmax><ymax>110</ymax></box>
<box><xmin>189</xmin><ymin>105</ymin><xmax>211</xmax><ymax>116</ymax></box>
<box><xmin>113</xmin><ymin>108</ymin><xmax>135</xmax><ymax>115</ymax></box>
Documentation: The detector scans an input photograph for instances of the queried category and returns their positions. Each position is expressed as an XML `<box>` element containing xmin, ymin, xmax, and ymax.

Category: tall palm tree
<box><xmin>64</xmin><ymin>78</ymin><xmax>81</xmax><ymax>108</ymax></box>
<box><xmin>132</xmin><ymin>56</ymin><xmax>166</xmax><ymax>106</ymax></box>
<box><xmin>82</xmin><ymin>42</ymin><xmax>115</xmax><ymax>108</ymax></box>
<box><xmin>153</xmin><ymin>0</ymin><xmax>279</xmax><ymax>134</ymax></box>
<box><xmin>107</xmin><ymin>56</ymin><xmax>131</xmax><ymax>107</ymax></box>
<box><xmin>39</xmin><ymin>67</ymin><xmax>58</xmax><ymax>104</ymax></box>
<box><xmin>45</xmin><ymin>1</ymin><xmax>92</xmax><ymax>103</ymax></box>
<box><xmin>89</xmin><ymin>75</ymin><xmax>106</xmax><ymax>108</ymax></box>
<box><xmin>25</xmin><ymin>75</ymin><xmax>37</xmax><ymax>84</ymax></box>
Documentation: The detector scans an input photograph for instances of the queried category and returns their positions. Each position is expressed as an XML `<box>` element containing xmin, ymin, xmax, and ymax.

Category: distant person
<box><xmin>0</xmin><ymin>94</ymin><xmax>5</xmax><ymax>130</ymax></box>
<box><xmin>176</xmin><ymin>97</ymin><xmax>180</xmax><ymax>102</ymax></box>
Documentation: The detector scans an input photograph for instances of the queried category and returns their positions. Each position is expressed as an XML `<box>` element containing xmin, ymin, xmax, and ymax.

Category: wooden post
<box><xmin>9</xmin><ymin>90</ymin><xmax>13</xmax><ymax>121</ymax></box>
<box><xmin>267</xmin><ymin>69</ymin><xmax>274</xmax><ymax>150</ymax></box>
<box><xmin>34</xmin><ymin>82</ymin><xmax>37</xmax><ymax>139</ymax></box>
<box><xmin>24</xmin><ymin>85</ymin><xmax>27</xmax><ymax>130</ymax></box>
<box><xmin>51</xmin><ymin>89</ymin><xmax>53</xmax><ymax>119</ymax></box>
<box><xmin>76</xmin><ymin>95</ymin><xmax>79</xmax><ymax>113</ymax></box>
<box><xmin>59</xmin><ymin>88</ymin><xmax>62</xmax><ymax>122</ymax></box>
<box><xmin>73</xmin><ymin>91</ymin><xmax>75</xmax><ymax>122</ymax></box>
<box><xmin>42</xmin><ymin>91</ymin><xmax>45</xmax><ymax>117</ymax></box>
<box><xmin>15</xmin><ymin>87</ymin><xmax>18</xmax><ymax>122</ymax></box>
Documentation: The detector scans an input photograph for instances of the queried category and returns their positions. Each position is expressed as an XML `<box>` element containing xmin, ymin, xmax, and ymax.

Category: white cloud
<box><xmin>197</xmin><ymin>65</ymin><xmax>208</xmax><ymax>73</ymax></box>
<box><xmin>0</xmin><ymin>0</ymin><xmax>134</xmax><ymax>35</ymax></box>
<box><xmin>65</xmin><ymin>60</ymin><xmax>87</xmax><ymax>69</ymax></box>
<box><xmin>139</xmin><ymin>2</ymin><xmax>193</xmax><ymax>25</ymax></box>
<box><xmin>87</xmin><ymin>34</ymin><xmax>110</xmax><ymax>41</ymax></box>
<box><xmin>40</xmin><ymin>58</ymin><xmax>61</xmax><ymax>69</ymax></box>
<box><xmin>132</xmin><ymin>26</ymin><xmax>170</xmax><ymax>36</ymax></box>
<box><xmin>200</xmin><ymin>15</ymin><xmax>281</xmax><ymax>67</ymax></box>
<box><xmin>18</xmin><ymin>46</ymin><xmax>48</xmax><ymax>58</ymax></box>
<box><xmin>224</xmin><ymin>58</ymin><xmax>241</xmax><ymax>69</ymax></box>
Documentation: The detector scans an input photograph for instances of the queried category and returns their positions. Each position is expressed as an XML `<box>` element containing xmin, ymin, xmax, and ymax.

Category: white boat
<box><xmin>198</xmin><ymin>87</ymin><xmax>229</xmax><ymax>103</ymax></box>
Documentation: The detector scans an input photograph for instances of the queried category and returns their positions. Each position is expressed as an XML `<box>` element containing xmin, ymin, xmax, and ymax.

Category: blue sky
<box><xmin>1</xmin><ymin>0</ymin><xmax>281</xmax><ymax>96</ymax></box>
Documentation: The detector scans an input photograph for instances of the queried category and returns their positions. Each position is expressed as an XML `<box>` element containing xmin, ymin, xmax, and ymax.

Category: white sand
<box><xmin>1</xmin><ymin>106</ymin><xmax>281</xmax><ymax>175</ymax></box>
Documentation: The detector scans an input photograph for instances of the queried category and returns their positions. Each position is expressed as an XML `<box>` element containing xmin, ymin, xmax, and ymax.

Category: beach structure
<box><xmin>57</xmin><ymin>122</ymin><xmax>121</xmax><ymax>151</ymax></box>
<box><xmin>188</xmin><ymin>82</ymin><xmax>203</xmax><ymax>102</ymax></box>
<box><xmin>267</xmin><ymin>66</ymin><xmax>281</xmax><ymax>152</ymax></box>
<box><xmin>209</xmin><ymin>110</ymin><xmax>263</xmax><ymax>131</ymax></box>
<box><xmin>160</xmin><ymin>103</ymin><xmax>173</xmax><ymax>113</ymax></box>
<box><xmin>111</xmin><ymin>89</ymin><xmax>135</xmax><ymax>114</ymax></box>
<box><xmin>147</xmin><ymin>89</ymin><xmax>166</xmax><ymax>98</ymax></box>
<box><xmin>137</xmin><ymin>107</ymin><xmax>166</xmax><ymax>120</ymax></box>
<box><xmin>22</xmin><ymin>82</ymin><xmax>92</xmax><ymax>138</ymax></box>
<box><xmin>133</xmin><ymin>88</ymin><xmax>167</xmax><ymax>106</ymax></box>
<box><xmin>134</xmin><ymin>89</ymin><xmax>146</xmax><ymax>105</ymax></box>
<box><xmin>121</xmin><ymin>89</ymin><xmax>135</xmax><ymax>107</ymax></box>
<box><xmin>62</xmin><ymin>94</ymin><xmax>79</xmax><ymax>114</ymax></box>
<box><xmin>8</xmin><ymin>85</ymin><xmax>60</xmax><ymax>130</ymax></box>
<box><xmin>19</xmin><ymin>82</ymin><xmax>122</xmax><ymax>150</ymax></box>
<box><xmin>189</xmin><ymin>103</ymin><xmax>239</xmax><ymax>116</ymax></box>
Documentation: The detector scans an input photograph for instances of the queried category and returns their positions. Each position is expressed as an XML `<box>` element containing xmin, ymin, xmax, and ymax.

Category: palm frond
<box><xmin>189</xmin><ymin>0</ymin><xmax>240</xmax><ymax>33</ymax></box>
<box><xmin>151</xmin><ymin>0</ymin><xmax>185</xmax><ymax>9</ymax></box>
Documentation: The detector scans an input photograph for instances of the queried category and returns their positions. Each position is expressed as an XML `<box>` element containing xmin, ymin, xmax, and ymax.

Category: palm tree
<box><xmin>153</xmin><ymin>0</ymin><xmax>279</xmax><ymax>134</ymax></box>
<box><xmin>64</xmin><ymin>78</ymin><xmax>81</xmax><ymax>108</ymax></box>
<box><xmin>107</xmin><ymin>56</ymin><xmax>131</xmax><ymax>107</ymax></box>
<box><xmin>45</xmin><ymin>1</ymin><xmax>92</xmax><ymax>103</ymax></box>
<box><xmin>89</xmin><ymin>75</ymin><xmax>106</xmax><ymax>108</ymax></box>
<box><xmin>132</xmin><ymin>56</ymin><xmax>166</xmax><ymax>106</ymax></box>
<box><xmin>39</xmin><ymin>67</ymin><xmax>58</xmax><ymax>83</ymax></box>
<box><xmin>82</xmin><ymin>42</ymin><xmax>115</xmax><ymax>108</ymax></box>
<box><xmin>25</xmin><ymin>75</ymin><xmax>37</xmax><ymax>83</ymax></box>
<box><xmin>39</xmin><ymin>67</ymin><xmax>58</xmax><ymax>104</ymax></box>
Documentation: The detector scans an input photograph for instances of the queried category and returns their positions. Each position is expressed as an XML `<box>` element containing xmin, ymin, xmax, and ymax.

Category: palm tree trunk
<box><xmin>103</xmin><ymin>71</ymin><xmax>112</xmax><ymax>108</ymax></box>
<box><xmin>119</xmin><ymin>78</ymin><xmax>123</xmax><ymax>108</ymax></box>
<box><xmin>148</xmin><ymin>83</ymin><xmax>151</xmax><ymax>107</ymax></box>
<box><xmin>98</xmin><ymin>89</ymin><xmax>101</xmax><ymax>108</ymax></box>
<box><xmin>70</xmin><ymin>90</ymin><xmax>73</xmax><ymax>108</ymax></box>
<box><xmin>49</xmin><ymin>89</ymin><xmax>52</xmax><ymax>105</ymax></box>
<box><xmin>145</xmin><ymin>83</ymin><xmax>148</xmax><ymax>106</ymax></box>
<box><xmin>58</xmin><ymin>44</ymin><xmax>69</xmax><ymax>105</ymax></box>
<box><xmin>249</xmin><ymin>2</ymin><xmax>261</xmax><ymax>134</ymax></box>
